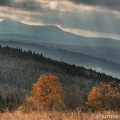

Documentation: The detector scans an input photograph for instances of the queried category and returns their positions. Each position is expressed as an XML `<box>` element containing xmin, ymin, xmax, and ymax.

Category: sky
<box><xmin>0</xmin><ymin>0</ymin><xmax>120</xmax><ymax>40</ymax></box>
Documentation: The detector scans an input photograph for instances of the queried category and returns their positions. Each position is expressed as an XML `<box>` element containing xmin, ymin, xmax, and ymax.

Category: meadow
<box><xmin>0</xmin><ymin>110</ymin><xmax>119</xmax><ymax>120</ymax></box>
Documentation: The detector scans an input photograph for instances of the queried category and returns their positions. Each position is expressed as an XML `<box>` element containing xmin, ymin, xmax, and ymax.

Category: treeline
<box><xmin>0</xmin><ymin>45</ymin><xmax>120</xmax><ymax>110</ymax></box>
<box><xmin>21</xmin><ymin>75</ymin><xmax>120</xmax><ymax>112</ymax></box>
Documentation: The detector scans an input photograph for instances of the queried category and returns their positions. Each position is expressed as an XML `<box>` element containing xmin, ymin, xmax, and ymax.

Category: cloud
<box><xmin>15</xmin><ymin>0</ymin><xmax>41</xmax><ymax>11</ymax></box>
<box><xmin>0</xmin><ymin>0</ymin><xmax>120</xmax><ymax>40</ymax></box>
<box><xmin>29</xmin><ymin>7</ymin><xmax>120</xmax><ymax>35</ymax></box>
<box><xmin>0</xmin><ymin>0</ymin><xmax>41</xmax><ymax>11</ymax></box>
<box><xmin>69</xmin><ymin>0</ymin><xmax>120</xmax><ymax>11</ymax></box>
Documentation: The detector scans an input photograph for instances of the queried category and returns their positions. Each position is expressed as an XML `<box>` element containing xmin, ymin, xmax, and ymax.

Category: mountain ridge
<box><xmin>0</xmin><ymin>19</ymin><xmax>120</xmax><ymax>65</ymax></box>
<box><xmin>0</xmin><ymin>19</ymin><xmax>120</xmax><ymax>47</ymax></box>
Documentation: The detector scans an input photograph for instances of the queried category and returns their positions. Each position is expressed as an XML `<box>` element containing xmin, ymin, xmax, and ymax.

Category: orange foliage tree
<box><xmin>86</xmin><ymin>80</ymin><xmax>120</xmax><ymax>111</ymax></box>
<box><xmin>31</xmin><ymin>74</ymin><xmax>66</xmax><ymax>110</ymax></box>
<box><xmin>86</xmin><ymin>86</ymin><xmax>105</xmax><ymax>110</ymax></box>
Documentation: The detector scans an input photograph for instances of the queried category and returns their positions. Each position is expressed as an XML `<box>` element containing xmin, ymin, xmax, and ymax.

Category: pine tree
<box><xmin>5</xmin><ymin>93</ymin><xmax>17</xmax><ymax>111</ymax></box>
<box><xmin>0</xmin><ymin>91</ymin><xmax>5</xmax><ymax>112</ymax></box>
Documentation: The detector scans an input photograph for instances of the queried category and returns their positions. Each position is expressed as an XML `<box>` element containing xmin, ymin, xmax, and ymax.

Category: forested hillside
<box><xmin>0</xmin><ymin>45</ymin><xmax>119</xmax><ymax>107</ymax></box>
<box><xmin>0</xmin><ymin>41</ymin><xmax>120</xmax><ymax>79</ymax></box>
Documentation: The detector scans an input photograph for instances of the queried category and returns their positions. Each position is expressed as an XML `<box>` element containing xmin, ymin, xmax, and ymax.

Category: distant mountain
<box><xmin>0</xmin><ymin>19</ymin><xmax>120</xmax><ymax>65</ymax></box>
<box><xmin>0</xmin><ymin>19</ymin><xmax>120</xmax><ymax>48</ymax></box>
<box><xmin>0</xmin><ymin>41</ymin><xmax>120</xmax><ymax>79</ymax></box>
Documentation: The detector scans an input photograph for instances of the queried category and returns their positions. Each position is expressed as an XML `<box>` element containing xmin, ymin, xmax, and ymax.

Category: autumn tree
<box><xmin>86</xmin><ymin>80</ymin><xmax>120</xmax><ymax>111</ymax></box>
<box><xmin>86</xmin><ymin>86</ymin><xmax>105</xmax><ymax>110</ymax></box>
<box><xmin>31</xmin><ymin>74</ymin><xmax>66</xmax><ymax>111</ymax></box>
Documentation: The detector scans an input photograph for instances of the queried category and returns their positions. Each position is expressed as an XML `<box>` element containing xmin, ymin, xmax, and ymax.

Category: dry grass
<box><xmin>0</xmin><ymin>110</ymin><xmax>119</xmax><ymax>120</ymax></box>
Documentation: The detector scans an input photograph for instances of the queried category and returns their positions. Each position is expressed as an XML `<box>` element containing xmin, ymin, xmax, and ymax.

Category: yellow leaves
<box><xmin>86</xmin><ymin>80</ymin><xmax>120</xmax><ymax>111</ymax></box>
<box><xmin>31</xmin><ymin>74</ymin><xmax>66</xmax><ymax>111</ymax></box>
<box><xmin>21</xmin><ymin>74</ymin><xmax>66</xmax><ymax>112</ymax></box>
<box><xmin>86</xmin><ymin>87</ymin><xmax>104</xmax><ymax>110</ymax></box>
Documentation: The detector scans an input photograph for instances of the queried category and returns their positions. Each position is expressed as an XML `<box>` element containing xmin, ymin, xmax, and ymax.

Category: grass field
<box><xmin>0</xmin><ymin>110</ymin><xmax>119</xmax><ymax>120</ymax></box>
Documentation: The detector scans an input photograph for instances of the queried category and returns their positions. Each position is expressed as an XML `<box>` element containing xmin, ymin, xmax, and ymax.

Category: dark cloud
<box><xmin>0</xmin><ymin>0</ymin><xmax>41</xmax><ymax>11</ymax></box>
<box><xmin>69</xmin><ymin>0</ymin><xmax>120</xmax><ymax>11</ymax></box>
<box><xmin>0</xmin><ymin>0</ymin><xmax>120</xmax><ymax>36</ymax></box>
<box><xmin>0</xmin><ymin>0</ymin><xmax>12</xmax><ymax>6</ymax></box>
<box><xmin>15</xmin><ymin>0</ymin><xmax>41</xmax><ymax>11</ymax></box>
<box><xmin>29</xmin><ymin>10</ymin><xmax>120</xmax><ymax>35</ymax></box>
